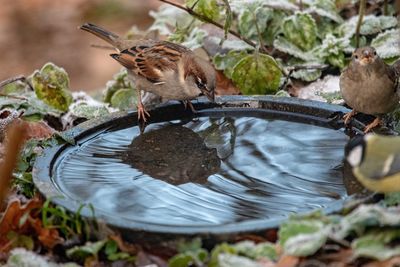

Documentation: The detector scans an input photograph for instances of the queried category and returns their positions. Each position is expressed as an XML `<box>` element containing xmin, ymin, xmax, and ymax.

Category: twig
<box><xmin>158</xmin><ymin>0</ymin><xmax>268</xmax><ymax>53</ymax></box>
<box><xmin>355</xmin><ymin>0</ymin><xmax>366</xmax><ymax>48</ymax></box>
<box><xmin>0</xmin><ymin>121</ymin><xmax>27</xmax><ymax>206</ymax></box>
<box><xmin>299</xmin><ymin>0</ymin><xmax>303</xmax><ymax>11</ymax></box>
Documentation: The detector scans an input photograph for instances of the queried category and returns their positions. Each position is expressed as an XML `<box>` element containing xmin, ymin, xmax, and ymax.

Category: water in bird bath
<box><xmin>54</xmin><ymin>116</ymin><xmax>348</xmax><ymax>226</ymax></box>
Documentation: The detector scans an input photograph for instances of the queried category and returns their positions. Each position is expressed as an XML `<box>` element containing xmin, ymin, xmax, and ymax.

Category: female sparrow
<box><xmin>345</xmin><ymin>134</ymin><xmax>400</xmax><ymax>193</ymax></box>
<box><xmin>340</xmin><ymin>46</ymin><xmax>399</xmax><ymax>133</ymax></box>
<box><xmin>80</xmin><ymin>23</ymin><xmax>216</xmax><ymax>122</ymax></box>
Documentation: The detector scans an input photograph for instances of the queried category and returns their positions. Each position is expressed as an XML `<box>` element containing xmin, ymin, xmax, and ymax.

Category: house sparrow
<box><xmin>340</xmin><ymin>46</ymin><xmax>400</xmax><ymax>133</ymax></box>
<box><xmin>80</xmin><ymin>23</ymin><xmax>216</xmax><ymax>122</ymax></box>
<box><xmin>345</xmin><ymin>134</ymin><xmax>400</xmax><ymax>193</ymax></box>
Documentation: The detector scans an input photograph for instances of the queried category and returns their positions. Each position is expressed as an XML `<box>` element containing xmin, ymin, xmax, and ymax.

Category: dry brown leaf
<box><xmin>364</xmin><ymin>256</ymin><xmax>400</xmax><ymax>267</ymax></box>
<box><xmin>0</xmin><ymin>197</ymin><xmax>42</xmax><ymax>236</ymax></box>
<box><xmin>30</xmin><ymin>217</ymin><xmax>64</xmax><ymax>249</ymax></box>
<box><xmin>109</xmin><ymin>234</ymin><xmax>138</xmax><ymax>254</ymax></box>
<box><xmin>216</xmin><ymin>70</ymin><xmax>241</xmax><ymax>96</ymax></box>
<box><xmin>24</xmin><ymin>120</ymin><xmax>55</xmax><ymax>140</ymax></box>
<box><xmin>276</xmin><ymin>255</ymin><xmax>300</xmax><ymax>267</ymax></box>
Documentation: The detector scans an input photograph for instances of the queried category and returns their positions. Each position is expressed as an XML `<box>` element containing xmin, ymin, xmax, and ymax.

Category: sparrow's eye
<box><xmin>373</xmin><ymin>50</ymin><xmax>377</xmax><ymax>56</ymax></box>
<box><xmin>354</xmin><ymin>55</ymin><xmax>359</xmax><ymax>59</ymax></box>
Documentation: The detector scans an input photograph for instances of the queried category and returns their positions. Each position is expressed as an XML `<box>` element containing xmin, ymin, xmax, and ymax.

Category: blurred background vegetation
<box><xmin>0</xmin><ymin>0</ymin><xmax>163</xmax><ymax>92</ymax></box>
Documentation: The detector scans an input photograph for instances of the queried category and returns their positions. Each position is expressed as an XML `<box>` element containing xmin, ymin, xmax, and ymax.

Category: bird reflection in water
<box><xmin>116</xmin><ymin>124</ymin><xmax>221</xmax><ymax>185</ymax></box>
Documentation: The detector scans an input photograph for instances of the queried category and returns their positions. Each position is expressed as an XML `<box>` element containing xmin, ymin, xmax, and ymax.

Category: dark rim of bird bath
<box><xmin>33</xmin><ymin>95</ymin><xmax>370</xmax><ymax>237</ymax></box>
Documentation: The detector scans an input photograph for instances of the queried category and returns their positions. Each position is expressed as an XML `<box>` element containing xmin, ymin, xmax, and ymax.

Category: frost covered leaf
<box><xmin>337</xmin><ymin>15</ymin><xmax>398</xmax><ymax>38</ymax></box>
<box><xmin>304</xmin><ymin>0</ymin><xmax>343</xmax><ymax>23</ymax></box>
<box><xmin>66</xmin><ymin>240</ymin><xmax>107</xmax><ymax>260</ymax></box>
<box><xmin>1</xmin><ymin>80</ymin><xmax>28</xmax><ymax>94</ymax></box>
<box><xmin>69</xmin><ymin>102</ymin><xmax>110</xmax><ymax>120</ymax></box>
<box><xmin>31</xmin><ymin>63</ymin><xmax>73</xmax><ymax>112</ymax></box>
<box><xmin>231</xmin><ymin>54</ymin><xmax>282</xmax><ymax>95</ymax></box>
<box><xmin>209</xmin><ymin>241</ymin><xmax>276</xmax><ymax>267</ymax></box>
<box><xmin>213</xmin><ymin>50</ymin><xmax>248</xmax><ymax>78</ymax></box>
<box><xmin>149</xmin><ymin>4</ymin><xmax>195</xmax><ymax>35</ymax></box>
<box><xmin>233</xmin><ymin>241</ymin><xmax>277</xmax><ymax>260</ymax></box>
<box><xmin>217</xmin><ymin>254</ymin><xmax>264</xmax><ymax>267</ymax></box>
<box><xmin>230</xmin><ymin>0</ymin><xmax>298</xmax><ymax>13</ymax></box>
<box><xmin>279</xmin><ymin>220</ymin><xmax>328</xmax><ymax>256</ymax></box>
<box><xmin>352</xmin><ymin>230</ymin><xmax>400</xmax><ymax>261</ymax></box>
<box><xmin>110</xmin><ymin>88</ymin><xmax>137</xmax><ymax>111</ymax></box>
<box><xmin>273</xmin><ymin>36</ymin><xmax>317</xmax><ymax>61</ymax></box>
<box><xmin>332</xmin><ymin>205</ymin><xmax>400</xmax><ymax>240</ymax></box>
<box><xmin>314</xmin><ymin>34</ymin><xmax>350</xmax><ymax>69</ymax></box>
<box><xmin>291</xmin><ymin>69</ymin><xmax>322</xmax><ymax>82</ymax></box>
<box><xmin>186</xmin><ymin>0</ymin><xmax>221</xmax><ymax>21</ymax></box>
<box><xmin>8</xmin><ymin>248</ymin><xmax>80</xmax><ymax>267</ymax></box>
<box><xmin>371</xmin><ymin>29</ymin><xmax>400</xmax><ymax>59</ymax></box>
<box><xmin>169</xmin><ymin>238</ymin><xmax>208</xmax><ymax>267</ymax></box>
<box><xmin>181</xmin><ymin>28</ymin><xmax>208</xmax><ymax>50</ymax></box>
<box><xmin>282</xmin><ymin>12</ymin><xmax>318</xmax><ymax>51</ymax></box>
<box><xmin>238</xmin><ymin>5</ymin><xmax>271</xmax><ymax>40</ymax></box>
<box><xmin>104</xmin><ymin>69</ymin><xmax>135</xmax><ymax>103</ymax></box>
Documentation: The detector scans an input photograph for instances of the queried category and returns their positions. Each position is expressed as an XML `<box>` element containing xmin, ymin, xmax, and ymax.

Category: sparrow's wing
<box><xmin>111</xmin><ymin>41</ymin><xmax>191</xmax><ymax>83</ymax></box>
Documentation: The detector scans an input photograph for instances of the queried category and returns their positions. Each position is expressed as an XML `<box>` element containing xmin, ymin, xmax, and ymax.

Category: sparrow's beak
<box><xmin>360</xmin><ymin>50</ymin><xmax>375</xmax><ymax>65</ymax></box>
<box><xmin>201</xmin><ymin>87</ymin><xmax>215</xmax><ymax>102</ymax></box>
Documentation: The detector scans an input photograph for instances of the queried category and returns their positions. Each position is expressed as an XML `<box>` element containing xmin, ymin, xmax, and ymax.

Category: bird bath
<box><xmin>33</xmin><ymin>96</ymin><xmax>367</xmax><ymax>242</ymax></box>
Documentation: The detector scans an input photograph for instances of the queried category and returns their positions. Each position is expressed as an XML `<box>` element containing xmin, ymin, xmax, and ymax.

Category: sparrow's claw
<box><xmin>137</xmin><ymin>102</ymin><xmax>150</xmax><ymax>122</ymax></box>
<box><xmin>343</xmin><ymin>110</ymin><xmax>357</xmax><ymax>125</ymax></box>
<box><xmin>363</xmin><ymin>117</ymin><xmax>382</xmax><ymax>133</ymax></box>
<box><xmin>183</xmin><ymin>101</ymin><xmax>197</xmax><ymax>113</ymax></box>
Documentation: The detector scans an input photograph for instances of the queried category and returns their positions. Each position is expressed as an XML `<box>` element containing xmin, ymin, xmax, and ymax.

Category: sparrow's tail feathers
<box><xmin>80</xmin><ymin>23</ymin><xmax>120</xmax><ymax>48</ymax></box>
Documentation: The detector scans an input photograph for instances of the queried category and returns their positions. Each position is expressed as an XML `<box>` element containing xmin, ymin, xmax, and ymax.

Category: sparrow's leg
<box><xmin>343</xmin><ymin>110</ymin><xmax>357</xmax><ymax>125</ymax></box>
<box><xmin>137</xmin><ymin>89</ymin><xmax>150</xmax><ymax>122</ymax></box>
<box><xmin>182</xmin><ymin>100</ymin><xmax>197</xmax><ymax>113</ymax></box>
<box><xmin>363</xmin><ymin>117</ymin><xmax>382</xmax><ymax>133</ymax></box>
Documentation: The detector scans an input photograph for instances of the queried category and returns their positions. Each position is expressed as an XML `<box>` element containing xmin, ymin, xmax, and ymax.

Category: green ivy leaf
<box><xmin>213</xmin><ymin>50</ymin><xmax>248</xmax><ymax>78</ymax></box>
<box><xmin>186</xmin><ymin>0</ymin><xmax>221</xmax><ymax>21</ymax></box>
<box><xmin>337</xmin><ymin>15</ymin><xmax>398</xmax><ymax>38</ymax></box>
<box><xmin>332</xmin><ymin>205</ymin><xmax>400</xmax><ymax>240</ymax></box>
<box><xmin>238</xmin><ymin>5</ymin><xmax>271</xmax><ymax>40</ymax></box>
<box><xmin>313</xmin><ymin>34</ymin><xmax>350</xmax><ymax>69</ymax></box>
<box><xmin>110</xmin><ymin>88</ymin><xmax>137</xmax><ymax>111</ymax></box>
<box><xmin>233</xmin><ymin>241</ymin><xmax>277</xmax><ymax>260</ymax></box>
<box><xmin>371</xmin><ymin>29</ymin><xmax>400</xmax><ymax>59</ymax></box>
<box><xmin>149</xmin><ymin>4</ymin><xmax>194</xmax><ymax>35</ymax></box>
<box><xmin>273</xmin><ymin>36</ymin><xmax>317</xmax><ymax>61</ymax></box>
<box><xmin>31</xmin><ymin>63</ymin><xmax>73</xmax><ymax>112</ymax></box>
<box><xmin>352</xmin><ymin>229</ymin><xmax>400</xmax><ymax>261</ymax></box>
<box><xmin>291</xmin><ymin>69</ymin><xmax>322</xmax><ymax>82</ymax></box>
<box><xmin>279</xmin><ymin>220</ymin><xmax>328</xmax><ymax>256</ymax></box>
<box><xmin>231</xmin><ymin>54</ymin><xmax>282</xmax><ymax>95</ymax></box>
<box><xmin>66</xmin><ymin>240</ymin><xmax>107</xmax><ymax>260</ymax></box>
<box><xmin>304</xmin><ymin>0</ymin><xmax>343</xmax><ymax>23</ymax></box>
<box><xmin>104</xmin><ymin>69</ymin><xmax>135</xmax><ymax>104</ymax></box>
<box><xmin>282</xmin><ymin>12</ymin><xmax>318</xmax><ymax>51</ymax></box>
<box><xmin>69</xmin><ymin>102</ymin><xmax>110</xmax><ymax>120</ymax></box>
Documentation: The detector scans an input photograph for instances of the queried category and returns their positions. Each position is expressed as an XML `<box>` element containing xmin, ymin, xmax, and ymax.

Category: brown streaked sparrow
<box><xmin>340</xmin><ymin>46</ymin><xmax>400</xmax><ymax>133</ymax></box>
<box><xmin>80</xmin><ymin>23</ymin><xmax>216</xmax><ymax>122</ymax></box>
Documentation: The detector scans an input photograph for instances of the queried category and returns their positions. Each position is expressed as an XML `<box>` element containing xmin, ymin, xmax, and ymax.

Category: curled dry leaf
<box><xmin>108</xmin><ymin>234</ymin><xmax>138</xmax><ymax>255</ymax></box>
